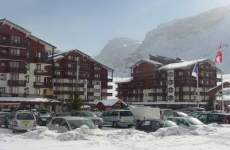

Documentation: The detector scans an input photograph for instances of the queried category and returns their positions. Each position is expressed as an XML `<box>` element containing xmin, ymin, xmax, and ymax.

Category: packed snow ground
<box><xmin>1</xmin><ymin>124</ymin><xmax>230</xmax><ymax>150</ymax></box>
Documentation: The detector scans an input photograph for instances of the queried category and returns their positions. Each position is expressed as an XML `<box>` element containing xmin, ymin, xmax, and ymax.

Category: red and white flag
<box><xmin>215</xmin><ymin>44</ymin><xmax>223</xmax><ymax>64</ymax></box>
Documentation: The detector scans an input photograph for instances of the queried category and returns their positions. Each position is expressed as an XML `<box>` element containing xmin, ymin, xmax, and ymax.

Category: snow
<box><xmin>0</xmin><ymin>97</ymin><xmax>60</xmax><ymax>103</ymax></box>
<box><xmin>1</xmin><ymin>124</ymin><xmax>230</xmax><ymax>150</ymax></box>
<box><xmin>94</xmin><ymin>99</ymin><xmax>126</xmax><ymax>106</ymax></box>
<box><xmin>159</xmin><ymin>59</ymin><xmax>207</xmax><ymax>70</ymax></box>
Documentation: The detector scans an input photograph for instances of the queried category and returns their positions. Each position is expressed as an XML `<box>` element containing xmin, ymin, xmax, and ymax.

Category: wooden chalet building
<box><xmin>49</xmin><ymin>50</ymin><xmax>113</xmax><ymax>103</ymax></box>
<box><xmin>0</xmin><ymin>18</ymin><xmax>55</xmax><ymax>98</ymax></box>
<box><xmin>0</xmin><ymin>19</ymin><xmax>113</xmax><ymax>107</ymax></box>
<box><xmin>117</xmin><ymin>55</ymin><xmax>217</xmax><ymax>108</ymax></box>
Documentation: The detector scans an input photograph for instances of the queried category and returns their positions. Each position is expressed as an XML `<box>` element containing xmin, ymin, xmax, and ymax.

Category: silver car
<box><xmin>101</xmin><ymin>110</ymin><xmax>134</xmax><ymax>127</ymax></box>
<box><xmin>47</xmin><ymin>116</ymin><xmax>95</xmax><ymax>132</ymax></box>
<box><xmin>71</xmin><ymin>111</ymin><xmax>103</xmax><ymax>128</ymax></box>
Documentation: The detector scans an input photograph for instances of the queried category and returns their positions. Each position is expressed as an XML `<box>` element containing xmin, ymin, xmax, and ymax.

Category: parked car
<box><xmin>189</xmin><ymin>111</ymin><xmax>206</xmax><ymax>118</ymax></box>
<box><xmin>163</xmin><ymin>110</ymin><xmax>188</xmax><ymax>119</ymax></box>
<box><xmin>167</xmin><ymin>117</ymin><xmax>204</xmax><ymax>128</ymax></box>
<box><xmin>0</xmin><ymin>112</ymin><xmax>13</xmax><ymax>128</ymax></box>
<box><xmin>71</xmin><ymin>111</ymin><xmax>103</xmax><ymax>128</ymax></box>
<box><xmin>197</xmin><ymin>112</ymin><xmax>230</xmax><ymax>124</ymax></box>
<box><xmin>47</xmin><ymin>116</ymin><xmax>95</xmax><ymax>132</ymax></box>
<box><xmin>136</xmin><ymin>119</ymin><xmax>177</xmax><ymax>132</ymax></box>
<box><xmin>11</xmin><ymin>110</ymin><xmax>37</xmax><ymax>133</ymax></box>
<box><xmin>36</xmin><ymin>110</ymin><xmax>52</xmax><ymax>126</ymax></box>
<box><xmin>101</xmin><ymin>110</ymin><xmax>134</xmax><ymax>127</ymax></box>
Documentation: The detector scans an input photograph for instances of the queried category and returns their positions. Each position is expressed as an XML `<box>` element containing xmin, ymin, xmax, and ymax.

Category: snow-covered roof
<box><xmin>159</xmin><ymin>59</ymin><xmax>208</xmax><ymax>70</ymax></box>
<box><xmin>95</xmin><ymin>99</ymin><xmax>127</xmax><ymax>106</ymax></box>
<box><xmin>132</xmin><ymin>59</ymin><xmax>162</xmax><ymax>68</ymax></box>
<box><xmin>0</xmin><ymin>97</ymin><xmax>60</xmax><ymax>103</ymax></box>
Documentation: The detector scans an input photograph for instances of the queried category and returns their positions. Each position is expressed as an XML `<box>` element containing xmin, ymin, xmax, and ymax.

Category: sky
<box><xmin>1</xmin><ymin>0</ymin><xmax>230</xmax><ymax>56</ymax></box>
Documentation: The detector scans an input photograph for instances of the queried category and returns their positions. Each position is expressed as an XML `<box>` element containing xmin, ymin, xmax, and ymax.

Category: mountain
<box><xmin>97</xmin><ymin>6</ymin><xmax>230</xmax><ymax>76</ymax></box>
<box><xmin>96</xmin><ymin>37</ymin><xmax>141</xmax><ymax>77</ymax></box>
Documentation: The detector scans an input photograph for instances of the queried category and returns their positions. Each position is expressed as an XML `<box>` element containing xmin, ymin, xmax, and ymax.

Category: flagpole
<box><xmin>197</xmin><ymin>70</ymin><xmax>199</xmax><ymax>107</ymax></box>
<box><xmin>221</xmin><ymin>70</ymin><xmax>224</xmax><ymax>112</ymax></box>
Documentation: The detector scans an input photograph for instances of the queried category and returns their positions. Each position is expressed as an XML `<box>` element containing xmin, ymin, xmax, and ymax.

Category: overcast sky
<box><xmin>1</xmin><ymin>0</ymin><xmax>230</xmax><ymax>56</ymax></box>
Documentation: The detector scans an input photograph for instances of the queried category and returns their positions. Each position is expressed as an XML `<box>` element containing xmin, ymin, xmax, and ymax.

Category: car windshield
<box><xmin>187</xmin><ymin>118</ymin><xmax>203</xmax><ymax>125</ymax></box>
<box><xmin>72</xmin><ymin>111</ymin><xmax>96</xmax><ymax>117</ymax></box>
<box><xmin>68</xmin><ymin>119</ymin><xmax>95</xmax><ymax>129</ymax></box>
<box><xmin>17</xmin><ymin>113</ymin><xmax>34</xmax><ymax>120</ymax></box>
<box><xmin>164</xmin><ymin>120</ymin><xmax>177</xmax><ymax>127</ymax></box>
<box><xmin>177</xmin><ymin>112</ymin><xmax>188</xmax><ymax>117</ymax></box>
<box><xmin>120</xmin><ymin>111</ymin><xmax>133</xmax><ymax>116</ymax></box>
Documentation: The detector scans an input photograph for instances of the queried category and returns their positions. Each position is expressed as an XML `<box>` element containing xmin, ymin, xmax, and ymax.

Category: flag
<box><xmin>192</xmin><ymin>63</ymin><xmax>199</xmax><ymax>80</ymax></box>
<box><xmin>215</xmin><ymin>44</ymin><xmax>223</xmax><ymax>64</ymax></box>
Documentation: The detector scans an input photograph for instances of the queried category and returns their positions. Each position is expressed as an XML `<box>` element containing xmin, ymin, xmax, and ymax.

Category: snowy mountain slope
<box><xmin>97</xmin><ymin>6</ymin><xmax>230</xmax><ymax>76</ymax></box>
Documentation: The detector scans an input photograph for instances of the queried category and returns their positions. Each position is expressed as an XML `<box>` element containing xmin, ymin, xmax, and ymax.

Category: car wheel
<box><xmin>112</xmin><ymin>122</ymin><xmax>118</xmax><ymax>128</ymax></box>
<box><xmin>12</xmin><ymin>129</ymin><xmax>16</xmax><ymax>133</ymax></box>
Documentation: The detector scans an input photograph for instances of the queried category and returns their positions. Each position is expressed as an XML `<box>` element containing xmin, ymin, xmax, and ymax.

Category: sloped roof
<box><xmin>0</xmin><ymin>18</ymin><xmax>56</xmax><ymax>48</ymax></box>
<box><xmin>50</xmin><ymin>49</ymin><xmax>113</xmax><ymax>71</ymax></box>
<box><xmin>96</xmin><ymin>99</ymin><xmax>127</xmax><ymax>106</ymax></box>
<box><xmin>159</xmin><ymin>58</ymin><xmax>211</xmax><ymax>70</ymax></box>
<box><xmin>131</xmin><ymin>59</ymin><xmax>162</xmax><ymax>68</ymax></box>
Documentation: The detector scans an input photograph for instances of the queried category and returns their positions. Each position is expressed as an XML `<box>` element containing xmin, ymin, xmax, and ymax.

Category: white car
<box><xmin>101</xmin><ymin>110</ymin><xmax>135</xmax><ymax>127</ymax></box>
<box><xmin>11</xmin><ymin>110</ymin><xmax>36</xmax><ymax>133</ymax></box>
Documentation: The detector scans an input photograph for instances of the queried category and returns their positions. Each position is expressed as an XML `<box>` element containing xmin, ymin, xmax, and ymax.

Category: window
<box><xmin>36</xmin><ymin>64</ymin><xmax>41</xmax><ymax>70</ymax></box>
<box><xmin>25</xmin><ymin>75</ymin><xmax>29</xmax><ymax>83</ymax></box>
<box><xmin>10</xmin><ymin>49</ymin><xmax>20</xmax><ymax>56</ymax></box>
<box><xmin>10</xmin><ymin>73</ymin><xmax>19</xmax><ymax>80</ymax></box>
<box><xmin>1</xmin><ymin>62</ymin><xmax>5</xmax><ymax>67</ymax></box>
<box><xmin>11</xmin><ymin>35</ymin><xmax>21</xmax><ymax>44</ymax></box>
<box><xmin>0</xmin><ymin>87</ymin><xmax>5</xmax><ymax>94</ymax></box>
<box><xmin>168</xmin><ymin>87</ymin><xmax>174</xmax><ymax>93</ymax></box>
<box><xmin>9</xmin><ymin>61</ymin><xmax>19</xmax><ymax>68</ymax></box>
<box><xmin>0</xmin><ymin>74</ymin><xmax>6</xmax><ymax>81</ymax></box>
<box><xmin>35</xmin><ymin>89</ymin><xmax>40</xmax><ymax>95</ymax></box>
<box><xmin>178</xmin><ymin>72</ymin><xmax>183</xmax><ymax>76</ymax></box>
<box><xmin>35</xmin><ymin>76</ymin><xmax>41</xmax><ymax>82</ymax></box>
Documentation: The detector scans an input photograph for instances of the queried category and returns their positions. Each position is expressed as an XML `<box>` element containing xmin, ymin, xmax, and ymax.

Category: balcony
<box><xmin>54</xmin><ymin>90</ymin><xmax>84</xmax><ymax>95</ymax></box>
<box><xmin>106</xmin><ymin>85</ymin><xmax>113</xmax><ymax>89</ymax></box>
<box><xmin>8</xmin><ymin>80</ymin><xmax>26</xmax><ymax>86</ymax></box>
<box><xmin>34</xmin><ymin>69</ymin><xmax>50</xmax><ymax>76</ymax></box>
<box><xmin>7</xmin><ymin>66</ymin><xmax>27</xmax><ymax>73</ymax></box>
<box><xmin>34</xmin><ymin>82</ymin><xmax>52</xmax><ymax>88</ymax></box>
<box><xmin>0</xmin><ymin>40</ymin><xmax>27</xmax><ymax>48</ymax></box>
<box><xmin>102</xmin><ymin>92</ymin><xmax>113</xmax><ymax>96</ymax></box>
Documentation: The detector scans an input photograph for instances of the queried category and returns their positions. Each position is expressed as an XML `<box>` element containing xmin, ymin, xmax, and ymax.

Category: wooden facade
<box><xmin>0</xmin><ymin>19</ymin><xmax>113</xmax><ymax>103</ymax></box>
<box><xmin>117</xmin><ymin>56</ymin><xmax>217</xmax><ymax>108</ymax></box>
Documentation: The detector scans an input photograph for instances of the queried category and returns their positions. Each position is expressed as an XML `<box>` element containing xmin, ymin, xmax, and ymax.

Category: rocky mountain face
<box><xmin>95</xmin><ymin>37</ymin><xmax>141</xmax><ymax>77</ymax></box>
<box><xmin>97</xmin><ymin>6</ymin><xmax>230</xmax><ymax>76</ymax></box>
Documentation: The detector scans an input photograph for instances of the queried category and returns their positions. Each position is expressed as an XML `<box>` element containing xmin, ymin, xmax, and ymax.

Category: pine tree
<box><xmin>69</xmin><ymin>94</ymin><xmax>82</xmax><ymax>111</ymax></box>
<box><xmin>206</xmin><ymin>99</ymin><xmax>214</xmax><ymax>111</ymax></box>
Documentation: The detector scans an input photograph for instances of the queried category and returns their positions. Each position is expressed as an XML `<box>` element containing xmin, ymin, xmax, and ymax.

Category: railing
<box><xmin>8</xmin><ymin>80</ymin><xmax>26</xmax><ymax>86</ymax></box>
<box><xmin>8</xmin><ymin>67</ymin><xmax>27</xmax><ymax>73</ymax></box>
<box><xmin>34</xmin><ymin>69</ymin><xmax>49</xmax><ymax>76</ymax></box>
<box><xmin>34</xmin><ymin>82</ymin><xmax>52</xmax><ymax>88</ymax></box>
<box><xmin>0</xmin><ymin>40</ymin><xmax>27</xmax><ymax>48</ymax></box>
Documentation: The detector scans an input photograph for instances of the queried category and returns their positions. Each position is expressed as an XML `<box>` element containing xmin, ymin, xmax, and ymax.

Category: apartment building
<box><xmin>50</xmin><ymin>50</ymin><xmax>113</xmax><ymax>103</ymax></box>
<box><xmin>117</xmin><ymin>55</ymin><xmax>217</xmax><ymax>108</ymax></box>
<box><xmin>0</xmin><ymin>19</ymin><xmax>55</xmax><ymax>97</ymax></box>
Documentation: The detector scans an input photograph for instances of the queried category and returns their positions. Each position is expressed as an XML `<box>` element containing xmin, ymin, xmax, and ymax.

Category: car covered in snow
<box><xmin>47</xmin><ymin>116</ymin><xmax>95</xmax><ymax>132</ymax></box>
<box><xmin>71</xmin><ymin>111</ymin><xmax>103</xmax><ymax>128</ymax></box>
<box><xmin>36</xmin><ymin>110</ymin><xmax>52</xmax><ymax>126</ymax></box>
<box><xmin>197</xmin><ymin>112</ymin><xmax>230</xmax><ymax>124</ymax></box>
<box><xmin>101</xmin><ymin>110</ymin><xmax>135</xmax><ymax>127</ymax></box>
<box><xmin>167</xmin><ymin>117</ymin><xmax>204</xmax><ymax>128</ymax></box>
<box><xmin>136</xmin><ymin>119</ymin><xmax>177</xmax><ymax>132</ymax></box>
<box><xmin>11</xmin><ymin>110</ymin><xmax>36</xmax><ymax>133</ymax></box>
